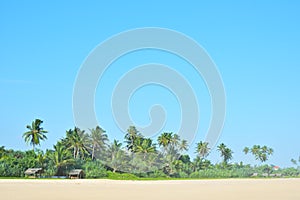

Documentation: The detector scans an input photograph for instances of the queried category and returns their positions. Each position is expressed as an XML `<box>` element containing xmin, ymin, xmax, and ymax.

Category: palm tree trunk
<box><xmin>73</xmin><ymin>148</ymin><xmax>76</xmax><ymax>159</ymax></box>
<box><xmin>92</xmin><ymin>145</ymin><xmax>95</xmax><ymax>160</ymax></box>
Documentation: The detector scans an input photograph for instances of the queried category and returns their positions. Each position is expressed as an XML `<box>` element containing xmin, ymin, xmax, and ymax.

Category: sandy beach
<box><xmin>0</xmin><ymin>178</ymin><xmax>299</xmax><ymax>200</ymax></box>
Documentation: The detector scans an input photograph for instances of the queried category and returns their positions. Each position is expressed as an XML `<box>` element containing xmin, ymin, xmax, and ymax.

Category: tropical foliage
<box><xmin>23</xmin><ymin>119</ymin><xmax>48</xmax><ymax>150</ymax></box>
<box><xmin>244</xmin><ymin>145</ymin><xmax>274</xmax><ymax>163</ymax></box>
<box><xmin>0</xmin><ymin>119</ymin><xmax>298</xmax><ymax>179</ymax></box>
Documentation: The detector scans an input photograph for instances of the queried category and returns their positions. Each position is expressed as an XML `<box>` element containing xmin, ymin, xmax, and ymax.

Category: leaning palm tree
<box><xmin>23</xmin><ymin>119</ymin><xmax>48</xmax><ymax>150</ymax></box>
<box><xmin>89</xmin><ymin>126</ymin><xmax>108</xmax><ymax>160</ymax></box>
<box><xmin>195</xmin><ymin>141</ymin><xmax>210</xmax><ymax>159</ymax></box>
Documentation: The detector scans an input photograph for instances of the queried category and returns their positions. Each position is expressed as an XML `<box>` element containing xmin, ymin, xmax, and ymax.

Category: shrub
<box><xmin>147</xmin><ymin>170</ymin><xmax>168</xmax><ymax>178</ymax></box>
<box><xmin>107</xmin><ymin>171</ymin><xmax>138</xmax><ymax>180</ymax></box>
<box><xmin>83</xmin><ymin>161</ymin><xmax>108</xmax><ymax>178</ymax></box>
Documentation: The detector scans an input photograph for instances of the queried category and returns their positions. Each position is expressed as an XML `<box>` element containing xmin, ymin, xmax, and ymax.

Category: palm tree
<box><xmin>217</xmin><ymin>143</ymin><xmax>233</xmax><ymax>164</ymax></box>
<box><xmin>243</xmin><ymin>147</ymin><xmax>250</xmax><ymax>155</ymax></box>
<box><xmin>157</xmin><ymin>132</ymin><xmax>173</xmax><ymax>152</ymax></box>
<box><xmin>291</xmin><ymin>157</ymin><xmax>300</xmax><ymax>168</ymax></box>
<box><xmin>179</xmin><ymin>140</ymin><xmax>189</xmax><ymax>152</ymax></box>
<box><xmin>291</xmin><ymin>158</ymin><xmax>297</xmax><ymax>166</ymax></box>
<box><xmin>64</xmin><ymin>127</ymin><xmax>89</xmax><ymax>159</ymax></box>
<box><xmin>36</xmin><ymin>152</ymin><xmax>47</xmax><ymax>168</ymax></box>
<box><xmin>23</xmin><ymin>119</ymin><xmax>48</xmax><ymax>150</ymax></box>
<box><xmin>135</xmin><ymin>138</ymin><xmax>156</xmax><ymax>154</ymax></box>
<box><xmin>107</xmin><ymin>140</ymin><xmax>128</xmax><ymax>173</ymax></box>
<box><xmin>170</xmin><ymin>134</ymin><xmax>181</xmax><ymax>148</ymax></box>
<box><xmin>223</xmin><ymin>148</ymin><xmax>233</xmax><ymax>163</ymax></box>
<box><xmin>89</xmin><ymin>126</ymin><xmax>108</xmax><ymax>160</ymax></box>
<box><xmin>251</xmin><ymin>145</ymin><xmax>260</xmax><ymax>157</ymax></box>
<box><xmin>195</xmin><ymin>141</ymin><xmax>210</xmax><ymax>159</ymax></box>
<box><xmin>124</xmin><ymin>126</ymin><xmax>142</xmax><ymax>152</ymax></box>
<box><xmin>248</xmin><ymin>145</ymin><xmax>273</xmax><ymax>164</ymax></box>
<box><xmin>51</xmin><ymin>141</ymin><xmax>74</xmax><ymax>176</ymax></box>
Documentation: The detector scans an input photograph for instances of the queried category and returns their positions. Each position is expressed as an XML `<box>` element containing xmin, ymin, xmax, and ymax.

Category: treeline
<box><xmin>0</xmin><ymin>119</ymin><xmax>299</xmax><ymax>179</ymax></box>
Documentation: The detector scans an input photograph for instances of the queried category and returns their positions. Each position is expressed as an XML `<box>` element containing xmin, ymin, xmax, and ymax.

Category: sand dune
<box><xmin>1</xmin><ymin>178</ymin><xmax>300</xmax><ymax>200</ymax></box>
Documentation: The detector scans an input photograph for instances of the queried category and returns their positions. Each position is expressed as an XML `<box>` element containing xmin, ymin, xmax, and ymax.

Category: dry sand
<box><xmin>1</xmin><ymin>178</ymin><xmax>299</xmax><ymax>200</ymax></box>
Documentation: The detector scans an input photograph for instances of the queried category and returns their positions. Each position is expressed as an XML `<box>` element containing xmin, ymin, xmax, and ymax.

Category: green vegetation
<box><xmin>0</xmin><ymin>119</ymin><xmax>299</xmax><ymax>179</ymax></box>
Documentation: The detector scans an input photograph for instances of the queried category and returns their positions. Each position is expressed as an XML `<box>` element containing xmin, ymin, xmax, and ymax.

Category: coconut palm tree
<box><xmin>124</xmin><ymin>126</ymin><xmax>142</xmax><ymax>152</ymax></box>
<box><xmin>246</xmin><ymin>145</ymin><xmax>273</xmax><ymax>164</ymax></box>
<box><xmin>255</xmin><ymin>145</ymin><xmax>273</xmax><ymax>163</ymax></box>
<box><xmin>64</xmin><ymin>127</ymin><xmax>89</xmax><ymax>159</ymax></box>
<box><xmin>243</xmin><ymin>147</ymin><xmax>250</xmax><ymax>155</ymax></box>
<box><xmin>23</xmin><ymin>119</ymin><xmax>48</xmax><ymax>150</ymax></box>
<box><xmin>223</xmin><ymin>147</ymin><xmax>233</xmax><ymax>163</ymax></box>
<box><xmin>135</xmin><ymin>138</ymin><xmax>156</xmax><ymax>154</ymax></box>
<box><xmin>36</xmin><ymin>152</ymin><xmax>47</xmax><ymax>168</ymax></box>
<box><xmin>107</xmin><ymin>140</ymin><xmax>128</xmax><ymax>173</ymax></box>
<box><xmin>179</xmin><ymin>140</ymin><xmax>189</xmax><ymax>152</ymax></box>
<box><xmin>291</xmin><ymin>156</ymin><xmax>300</xmax><ymax>168</ymax></box>
<box><xmin>158</xmin><ymin>132</ymin><xmax>173</xmax><ymax>152</ymax></box>
<box><xmin>195</xmin><ymin>141</ymin><xmax>210</xmax><ymax>159</ymax></box>
<box><xmin>51</xmin><ymin>141</ymin><xmax>74</xmax><ymax>176</ymax></box>
<box><xmin>170</xmin><ymin>134</ymin><xmax>181</xmax><ymax>148</ymax></box>
<box><xmin>89</xmin><ymin>126</ymin><xmax>108</xmax><ymax>160</ymax></box>
<box><xmin>217</xmin><ymin>143</ymin><xmax>233</xmax><ymax>164</ymax></box>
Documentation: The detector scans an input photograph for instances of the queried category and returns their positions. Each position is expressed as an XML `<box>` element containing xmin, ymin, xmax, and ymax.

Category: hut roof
<box><xmin>69</xmin><ymin>169</ymin><xmax>84</xmax><ymax>176</ymax></box>
<box><xmin>24</xmin><ymin>168</ymin><xmax>43</xmax><ymax>175</ymax></box>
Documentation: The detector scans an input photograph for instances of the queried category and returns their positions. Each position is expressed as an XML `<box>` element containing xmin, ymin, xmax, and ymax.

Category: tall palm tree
<box><xmin>249</xmin><ymin>145</ymin><xmax>273</xmax><ymax>163</ymax></box>
<box><xmin>23</xmin><ymin>119</ymin><xmax>48</xmax><ymax>150</ymax></box>
<box><xmin>223</xmin><ymin>148</ymin><xmax>233</xmax><ymax>163</ymax></box>
<box><xmin>170</xmin><ymin>134</ymin><xmax>181</xmax><ymax>148</ymax></box>
<box><xmin>157</xmin><ymin>132</ymin><xmax>173</xmax><ymax>152</ymax></box>
<box><xmin>179</xmin><ymin>140</ymin><xmax>189</xmax><ymax>152</ymax></box>
<box><xmin>217</xmin><ymin>143</ymin><xmax>233</xmax><ymax>164</ymax></box>
<box><xmin>89</xmin><ymin>126</ymin><xmax>108</xmax><ymax>160</ymax></box>
<box><xmin>195</xmin><ymin>141</ymin><xmax>210</xmax><ymax>159</ymax></box>
<box><xmin>243</xmin><ymin>147</ymin><xmax>250</xmax><ymax>155</ymax></box>
<box><xmin>64</xmin><ymin>127</ymin><xmax>89</xmax><ymax>159</ymax></box>
<box><xmin>107</xmin><ymin>140</ymin><xmax>128</xmax><ymax>173</ymax></box>
<box><xmin>124</xmin><ymin>126</ymin><xmax>141</xmax><ymax>152</ymax></box>
<box><xmin>251</xmin><ymin>145</ymin><xmax>260</xmax><ymax>156</ymax></box>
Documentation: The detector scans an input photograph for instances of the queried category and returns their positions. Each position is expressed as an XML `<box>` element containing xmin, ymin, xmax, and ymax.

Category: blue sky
<box><xmin>0</xmin><ymin>1</ymin><xmax>299</xmax><ymax>167</ymax></box>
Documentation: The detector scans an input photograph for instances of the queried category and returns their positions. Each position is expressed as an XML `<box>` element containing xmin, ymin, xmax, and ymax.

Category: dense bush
<box><xmin>107</xmin><ymin>171</ymin><xmax>139</xmax><ymax>180</ymax></box>
<box><xmin>147</xmin><ymin>170</ymin><xmax>168</xmax><ymax>178</ymax></box>
<box><xmin>190</xmin><ymin>168</ymin><xmax>255</xmax><ymax>179</ymax></box>
<box><xmin>0</xmin><ymin>150</ymin><xmax>39</xmax><ymax>177</ymax></box>
<box><xmin>83</xmin><ymin>161</ymin><xmax>108</xmax><ymax>178</ymax></box>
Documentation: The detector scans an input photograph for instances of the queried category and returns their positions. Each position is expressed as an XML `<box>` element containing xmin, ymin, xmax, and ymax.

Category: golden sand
<box><xmin>1</xmin><ymin>178</ymin><xmax>299</xmax><ymax>200</ymax></box>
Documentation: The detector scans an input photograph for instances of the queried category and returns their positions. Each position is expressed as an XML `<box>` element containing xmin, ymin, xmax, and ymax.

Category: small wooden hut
<box><xmin>24</xmin><ymin>168</ymin><xmax>43</xmax><ymax>178</ymax></box>
<box><xmin>68</xmin><ymin>169</ymin><xmax>84</xmax><ymax>179</ymax></box>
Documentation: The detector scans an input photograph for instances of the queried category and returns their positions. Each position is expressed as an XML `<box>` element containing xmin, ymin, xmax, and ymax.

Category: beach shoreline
<box><xmin>1</xmin><ymin>178</ymin><xmax>300</xmax><ymax>200</ymax></box>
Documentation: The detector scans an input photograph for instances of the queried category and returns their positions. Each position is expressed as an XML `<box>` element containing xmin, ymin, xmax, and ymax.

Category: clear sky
<box><xmin>0</xmin><ymin>1</ymin><xmax>299</xmax><ymax>167</ymax></box>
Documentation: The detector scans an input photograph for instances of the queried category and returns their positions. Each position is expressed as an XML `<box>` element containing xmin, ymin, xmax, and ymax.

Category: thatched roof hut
<box><xmin>68</xmin><ymin>169</ymin><xmax>84</xmax><ymax>179</ymax></box>
<box><xmin>24</xmin><ymin>168</ymin><xmax>43</xmax><ymax>177</ymax></box>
